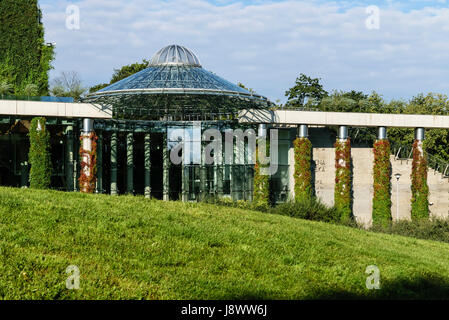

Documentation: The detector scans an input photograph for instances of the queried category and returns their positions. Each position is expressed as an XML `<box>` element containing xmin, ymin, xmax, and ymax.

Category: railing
<box><xmin>391</xmin><ymin>143</ymin><xmax>449</xmax><ymax>179</ymax></box>
<box><xmin>0</xmin><ymin>95</ymin><xmax>74</xmax><ymax>103</ymax></box>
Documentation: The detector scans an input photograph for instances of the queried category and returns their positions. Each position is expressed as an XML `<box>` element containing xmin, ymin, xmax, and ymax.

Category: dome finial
<box><xmin>150</xmin><ymin>44</ymin><xmax>201</xmax><ymax>67</ymax></box>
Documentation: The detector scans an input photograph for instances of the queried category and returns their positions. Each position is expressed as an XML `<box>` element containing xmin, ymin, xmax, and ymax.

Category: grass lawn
<box><xmin>0</xmin><ymin>186</ymin><xmax>449</xmax><ymax>299</ymax></box>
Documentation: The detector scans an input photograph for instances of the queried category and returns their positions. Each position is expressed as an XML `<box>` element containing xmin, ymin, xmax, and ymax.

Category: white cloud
<box><xmin>39</xmin><ymin>0</ymin><xmax>449</xmax><ymax>102</ymax></box>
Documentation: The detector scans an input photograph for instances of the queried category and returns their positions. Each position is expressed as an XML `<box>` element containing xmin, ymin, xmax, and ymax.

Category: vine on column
<box><xmin>372</xmin><ymin>140</ymin><xmax>392</xmax><ymax>225</ymax></box>
<box><xmin>411</xmin><ymin>140</ymin><xmax>429</xmax><ymax>219</ymax></box>
<box><xmin>28</xmin><ymin>117</ymin><xmax>52</xmax><ymax>189</ymax></box>
<box><xmin>253</xmin><ymin>142</ymin><xmax>270</xmax><ymax>208</ymax></box>
<box><xmin>293</xmin><ymin>137</ymin><xmax>312</xmax><ymax>202</ymax></box>
<box><xmin>334</xmin><ymin>138</ymin><xmax>352</xmax><ymax>220</ymax></box>
<box><xmin>79</xmin><ymin>132</ymin><xmax>98</xmax><ymax>193</ymax></box>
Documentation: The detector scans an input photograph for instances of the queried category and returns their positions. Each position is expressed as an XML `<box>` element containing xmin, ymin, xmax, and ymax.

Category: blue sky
<box><xmin>38</xmin><ymin>0</ymin><xmax>449</xmax><ymax>103</ymax></box>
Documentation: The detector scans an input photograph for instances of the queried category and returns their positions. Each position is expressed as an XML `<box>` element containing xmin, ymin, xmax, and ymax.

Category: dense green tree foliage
<box><xmin>89</xmin><ymin>59</ymin><xmax>150</xmax><ymax>93</ymax></box>
<box><xmin>0</xmin><ymin>0</ymin><xmax>54</xmax><ymax>95</ymax></box>
<box><xmin>284</xmin><ymin>74</ymin><xmax>328</xmax><ymax>109</ymax></box>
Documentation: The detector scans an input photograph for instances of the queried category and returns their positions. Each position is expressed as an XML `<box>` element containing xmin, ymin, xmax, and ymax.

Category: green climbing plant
<box><xmin>372</xmin><ymin>140</ymin><xmax>392</xmax><ymax>225</ymax></box>
<box><xmin>293</xmin><ymin>137</ymin><xmax>312</xmax><ymax>202</ymax></box>
<box><xmin>28</xmin><ymin>117</ymin><xmax>52</xmax><ymax>189</ymax></box>
<box><xmin>334</xmin><ymin>138</ymin><xmax>352</xmax><ymax>221</ymax></box>
<box><xmin>253</xmin><ymin>140</ymin><xmax>270</xmax><ymax>208</ymax></box>
<box><xmin>411</xmin><ymin>140</ymin><xmax>429</xmax><ymax>219</ymax></box>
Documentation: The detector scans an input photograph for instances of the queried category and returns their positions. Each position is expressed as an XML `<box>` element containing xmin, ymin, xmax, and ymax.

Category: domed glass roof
<box><xmin>150</xmin><ymin>45</ymin><xmax>201</xmax><ymax>67</ymax></box>
<box><xmin>85</xmin><ymin>45</ymin><xmax>271</xmax><ymax>120</ymax></box>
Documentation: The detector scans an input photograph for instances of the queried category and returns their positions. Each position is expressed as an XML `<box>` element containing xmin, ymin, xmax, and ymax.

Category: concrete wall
<box><xmin>288</xmin><ymin>127</ymin><xmax>449</xmax><ymax>225</ymax></box>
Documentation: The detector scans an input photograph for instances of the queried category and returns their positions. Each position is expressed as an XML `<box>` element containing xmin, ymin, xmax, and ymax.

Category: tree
<box><xmin>0</xmin><ymin>0</ymin><xmax>54</xmax><ymax>95</ymax></box>
<box><xmin>89</xmin><ymin>59</ymin><xmax>150</xmax><ymax>93</ymax></box>
<box><xmin>237</xmin><ymin>82</ymin><xmax>256</xmax><ymax>94</ymax></box>
<box><xmin>0</xmin><ymin>81</ymin><xmax>12</xmax><ymax>98</ymax></box>
<box><xmin>24</xmin><ymin>83</ymin><xmax>39</xmax><ymax>98</ymax></box>
<box><xmin>50</xmin><ymin>71</ymin><xmax>87</xmax><ymax>101</ymax></box>
<box><xmin>285</xmin><ymin>74</ymin><xmax>328</xmax><ymax>109</ymax></box>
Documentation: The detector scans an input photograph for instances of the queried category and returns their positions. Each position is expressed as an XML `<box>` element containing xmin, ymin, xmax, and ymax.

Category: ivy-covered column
<box><xmin>126</xmin><ymin>132</ymin><xmax>134</xmax><ymax>194</ymax></box>
<box><xmin>293</xmin><ymin>124</ymin><xmax>312</xmax><ymax>202</ymax></box>
<box><xmin>411</xmin><ymin>127</ymin><xmax>429</xmax><ymax>219</ymax></box>
<box><xmin>79</xmin><ymin>118</ymin><xmax>97</xmax><ymax>193</ymax></box>
<box><xmin>253</xmin><ymin>124</ymin><xmax>270</xmax><ymax>207</ymax></box>
<box><xmin>28</xmin><ymin>117</ymin><xmax>52</xmax><ymax>189</ymax></box>
<box><xmin>110</xmin><ymin>131</ymin><xmax>118</xmax><ymax>196</ymax></box>
<box><xmin>334</xmin><ymin>125</ymin><xmax>352</xmax><ymax>220</ymax></box>
<box><xmin>163</xmin><ymin>131</ymin><xmax>169</xmax><ymax>201</ymax></box>
<box><xmin>372</xmin><ymin>127</ymin><xmax>391</xmax><ymax>225</ymax></box>
<box><xmin>144</xmin><ymin>133</ymin><xmax>151</xmax><ymax>199</ymax></box>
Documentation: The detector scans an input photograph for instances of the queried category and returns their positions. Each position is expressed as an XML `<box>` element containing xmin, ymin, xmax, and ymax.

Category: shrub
<box><xmin>273</xmin><ymin>198</ymin><xmax>342</xmax><ymax>224</ymax></box>
<box><xmin>371</xmin><ymin>219</ymin><xmax>449</xmax><ymax>244</ymax></box>
<box><xmin>28</xmin><ymin>117</ymin><xmax>52</xmax><ymax>189</ymax></box>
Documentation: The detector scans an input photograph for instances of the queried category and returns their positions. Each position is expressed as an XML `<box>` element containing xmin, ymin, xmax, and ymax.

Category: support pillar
<box><xmin>96</xmin><ymin>130</ymin><xmax>103</xmax><ymax>193</ymax></box>
<box><xmin>65</xmin><ymin>125</ymin><xmax>74</xmax><ymax>191</ymax></box>
<box><xmin>411</xmin><ymin>127</ymin><xmax>429</xmax><ymax>219</ymax></box>
<box><xmin>293</xmin><ymin>124</ymin><xmax>312</xmax><ymax>202</ymax></box>
<box><xmin>334</xmin><ymin>125</ymin><xmax>352</xmax><ymax>219</ymax></box>
<box><xmin>110</xmin><ymin>132</ymin><xmax>118</xmax><ymax>195</ymax></box>
<box><xmin>298</xmin><ymin>124</ymin><xmax>308</xmax><ymax>138</ymax></box>
<box><xmin>80</xmin><ymin>118</ymin><xmax>95</xmax><ymax>193</ymax></box>
<box><xmin>372</xmin><ymin>126</ymin><xmax>391</xmax><ymax>226</ymax></box>
<box><xmin>163</xmin><ymin>132</ymin><xmax>169</xmax><ymax>201</ymax></box>
<box><xmin>144</xmin><ymin>133</ymin><xmax>151</xmax><ymax>198</ymax></box>
<box><xmin>126</xmin><ymin>132</ymin><xmax>134</xmax><ymax>194</ymax></box>
<box><xmin>200</xmin><ymin>140</ymin><xmax>207</xmax><ymax>201</ymax></box>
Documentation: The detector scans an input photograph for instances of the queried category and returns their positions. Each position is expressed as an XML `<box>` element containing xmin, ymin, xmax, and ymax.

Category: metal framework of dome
<box><xmin>84</xmin><ymin>45</ymin><xmax>271</xmax><ymax>121</ymax></box>
<box><xmin>150</xmin><ymin>45</ymin><xmax>201</xmax><ymax>67</ymax></box>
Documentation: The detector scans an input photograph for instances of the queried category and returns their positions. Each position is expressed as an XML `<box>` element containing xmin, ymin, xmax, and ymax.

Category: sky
<box><xmin>38</xmin><ymin>0</ymin><xmax>449</xmax><ymax>103</ymax></box>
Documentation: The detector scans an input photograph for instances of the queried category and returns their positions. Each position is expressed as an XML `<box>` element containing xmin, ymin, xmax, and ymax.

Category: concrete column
<box><xmin>96</xmin><ymin>131</ymin><xmax>103</xmax><ymax>193</ymax></box>
<box><xmin>80</xmin><ymin>118</ymin><xmax>94</xmax><ymax>193</ymax></box>
<box><xmin>415</xmin><ymin>127</ymin><xmax>425</xmax><ymax>141</ymax></box>
<box><xmin>377</xmin><ymin>126</ymin><xmax>387</xmax><ymax>140</ymax></box>
<box><xmin>65</xmin><ymin>125</ymin><xmax>74</xmax><ymax>191</ymax></box>
<box><xmin>338</xmin><ymin>125</ymin><xmax>348</xmax><ymax>140</ymax></box>
<box><xmin>298</xmin><ymin>124</ymin><xmax>308</xmax><ymax>138</ymax></box>
<box><xmin>110</xmin><ymin>132</ymin><xmax>118</xmax><ymax>195</ymax></box>
<box><xmin>144</xmin><ymin>133</ymin><xmax>151</xmax><ymax>198</ymax></box>
<box><xmin>163</xmin><ymin>132</ymin><xmax>169</xmax><ymax>201</ymax></box>
<box><xmin>258</xmin><ymin>124</ymin><xmax>267</xmax><ymax>138</ymax></box>
<box><xmin>126</xmin><ymin>132</ymin><xmax>134</xmax><ymax>194</ymax></box>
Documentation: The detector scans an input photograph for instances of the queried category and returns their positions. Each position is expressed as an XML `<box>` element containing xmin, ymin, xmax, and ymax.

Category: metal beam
<box><xmin>163</xmin><ymin>133</ymin><xmax>169</xmax><ymax>201</ymax></box>
<box><xmin>126</xmin><ymin>132</ymin><xmax>134</xmax><ymax>194</ymax></box>
<box><xmin>144</xmin><ymin>133</ymin><xmax>151</xmax><ymax>198</ymax></box>
<box><xmin>96</xmin><ymin>131</ymin><xmax>103</xmax><ymax>193</ymax></box>
<box><xmin>110</xmin><ymin>132</ymin><xmax>118</xmax><ymax>195</ymax></box>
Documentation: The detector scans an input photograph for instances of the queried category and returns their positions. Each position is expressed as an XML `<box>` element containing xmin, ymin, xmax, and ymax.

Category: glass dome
<box><xmin>149</xmin><ymin>45</ymin><xmax>201</xmax><ymax>67</ymax></box>
<box><xmin>85</xmin><ymin>44</ymin><xmax>272</xmax><ymax>120</ymax></box>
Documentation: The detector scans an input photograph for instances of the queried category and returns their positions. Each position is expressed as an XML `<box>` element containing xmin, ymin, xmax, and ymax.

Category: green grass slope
<box><xmin>0</xmin><ymin>187</ymin><xmax>449</xmax><ymax>299</ymax></box>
